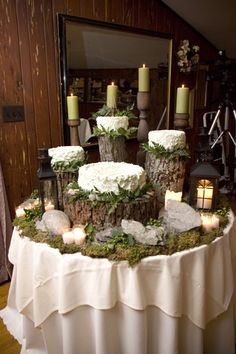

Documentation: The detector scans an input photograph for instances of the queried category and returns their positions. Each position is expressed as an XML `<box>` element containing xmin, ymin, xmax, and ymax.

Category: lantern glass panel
<box><xmin>196</xmin><ymin>179</ymin><xmax>213</xmax><ymax>209</ymax></box>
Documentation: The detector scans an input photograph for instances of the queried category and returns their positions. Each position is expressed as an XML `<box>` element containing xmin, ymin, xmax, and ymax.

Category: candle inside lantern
<box><xmin>165</xmin><ymin>190</ymin><xmax>182</xmax><ymax>210</ymax></box>
<box><xmin>201</xmin><ymin>213</ymin><xmax>220</xmax><ymax>232</ymax></box>
<box><xmin>196</xmin><ymin>180</ymin><xmax>213</xmax><ymax>209</ymax></box>
<box><xmin>67</xmin><ymin>93</ymin><xmax>79</xmax><ymax>120</ymax></box>
<box><xmin>138</xmin><ymin>64</ymin><xmax>150</xmax><ymax>92</ymax></box>
<box><xmin>176</xmin><ymin>84</ymin><xmax>189</xmax><ymax>113</ymax></box>
<box><xmin>106</xmin><ymin>82</ymin><xmax>118</xmax><ymax>108</ymax></box>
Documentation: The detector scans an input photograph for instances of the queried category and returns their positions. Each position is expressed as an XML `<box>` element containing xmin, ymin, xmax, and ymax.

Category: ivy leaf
<box><xmin>143</xmin><ymin>142</ymin><xmax>190</xmax><ymax>160</ymax></box>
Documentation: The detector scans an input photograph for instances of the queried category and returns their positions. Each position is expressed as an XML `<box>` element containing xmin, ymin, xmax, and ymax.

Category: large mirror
<box><xmin>58</xmin><ymin>15</ymin><xmax>172</xmax><ymax>146</ymax></box>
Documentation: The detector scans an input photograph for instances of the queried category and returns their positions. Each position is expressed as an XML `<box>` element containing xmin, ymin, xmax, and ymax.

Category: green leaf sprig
<box><xmin>93</xmin><ymin>126</ymin><xmax>137</xmax><ymax>139</ymax></box>
<box><xmin>91</xmin><ymin>104</ymin><xmax>137</xmax><ymax>120</ymax></box>
<box><xmin>143</xmin><ymin>142</ymin><xmax>190</xmax><ymax>160</ymax></box>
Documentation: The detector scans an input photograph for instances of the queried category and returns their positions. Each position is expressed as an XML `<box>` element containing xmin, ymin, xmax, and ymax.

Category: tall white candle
<box><xmin>106</xmin><ymin>82</ymin><xmax>118</xmax><ymax>108</ymax></box>
<box><xmin>67</xmin><ymin>94</ymin><xmax>79</xmax><ymax>120</ymax></box>
<box><xmin>138</xmin><ymin>64</ymin><xmax>150</xmax><ymax>92</ymax></box>
<box><xmin>176</xmin><ymin>85</ymin><xmax>189</xmax><ymax>113</ymax></box>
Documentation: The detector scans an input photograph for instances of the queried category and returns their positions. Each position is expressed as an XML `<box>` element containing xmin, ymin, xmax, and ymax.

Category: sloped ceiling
<box><xmin>161</xmin><ymin>0</ymin><xmax>236</xmax><ymax>59</ymax></box>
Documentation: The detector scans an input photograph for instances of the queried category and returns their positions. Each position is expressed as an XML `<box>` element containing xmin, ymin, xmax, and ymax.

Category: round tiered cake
<box><xmin>63</xmin><ymin>161</ymin><xmax>159</xmax><ymax>230</ymax></box>
<box><xmin>148</xmin><ymin>130</ymin><xmax>186</xmax><ymax>150</ymax></box>
<box><xmin>96</xmin><ymin>116</ymin><xmax>129</xmax><ymax>132</ymax></box>
<box><xmin>78</xmin><ymin>161</ymin><xmax>146</xmax><ymax>194</ymax></box>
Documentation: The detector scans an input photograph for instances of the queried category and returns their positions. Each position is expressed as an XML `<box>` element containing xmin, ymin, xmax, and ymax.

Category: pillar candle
<box><xmin>138</xmin><ymin>64</ymin><xmax>150</xmax><ymax>92</ymax></box>
<box><xmin>67</xmin><ymin>94</ymin><xmax>79</xmax><ymax>120</ymax></box>
<box><xmin>176</xmin><ymin>85</ymin><xmax>189</xmax><ymax>113</ymax></box>
<box><xmin>106</xmin><ymin>82</ymin><xmax>118</xmax><ymax>108</ymax></box>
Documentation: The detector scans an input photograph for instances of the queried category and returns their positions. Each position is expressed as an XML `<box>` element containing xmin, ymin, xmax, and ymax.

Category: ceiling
<box><xmin>161</xmin><ymin>0</ymin><xmax>236</xmax><ymax>59</ymax></box>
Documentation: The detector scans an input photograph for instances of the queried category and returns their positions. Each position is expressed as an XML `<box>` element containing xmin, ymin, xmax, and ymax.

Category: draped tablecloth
<box><xmin>1</xmin><ymin>212</ymin><xmax>236</xmax><ymax>354</ymax></box>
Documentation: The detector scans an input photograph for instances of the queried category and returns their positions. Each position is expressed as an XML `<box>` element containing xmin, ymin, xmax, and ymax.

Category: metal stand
<box><xmin>208</xmin><ymin>97</ymin><xmax>236</xmax><ymax>193</ymax></box>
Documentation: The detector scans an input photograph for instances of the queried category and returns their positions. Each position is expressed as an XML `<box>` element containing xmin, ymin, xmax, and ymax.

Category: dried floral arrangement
<box><xmin>177</xmin><ymin>40</ymin><xmax>200</xmax><ymax>72</ymax></box>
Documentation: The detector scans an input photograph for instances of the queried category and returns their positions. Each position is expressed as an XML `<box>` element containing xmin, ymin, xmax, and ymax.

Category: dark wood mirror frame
<box><xmin>58</xmin><ymin>14</ymin><xmax>173</xmax><ymax>146</ymax></box>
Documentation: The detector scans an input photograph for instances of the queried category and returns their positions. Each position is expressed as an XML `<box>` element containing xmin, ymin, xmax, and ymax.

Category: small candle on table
<box><xmin>106</xmin><ymin>82</ymin><xmax>118</xmax><ymax>108</ymax></box>
<box><xmin>67</xmin><ymin>93</ymin><xmax>79</xmax><ymax>120</ymax></box>
<box><xmin>138</xmin><ymin>64</ymin><xmax>150</xmax><ymax>92</ymax></box>
<box><xmin>45</xmin><ymin>201</ymin><xmax>55</xmax><ymax>211</ymax></box>
<box><xmin>176</xmin><ymin>84</ymin><xmax>189</xmax><ymax>113</ymax></box>
<box><xmin>73</xmin><ymin>227</ymin><xmax>86</xmax><ymax>245</ymax></box>
<box><xmin>165</xmin><ymin>190</ymin><xmax>182</xmax><ymax>210</ymax></box>
<box><xmin>62</xmin><ymin>228</ymin><xmax>75</xmax><ymax>244</ymax></box>
<box><xmin>201</xmin><ymin>213</ymin><xmax>220</xmax><ymax>233</ymax></box>
<box><xmin>15</xmin><ymin>207</ymin><xmax>25</xmax><ymax>218</ymax></box>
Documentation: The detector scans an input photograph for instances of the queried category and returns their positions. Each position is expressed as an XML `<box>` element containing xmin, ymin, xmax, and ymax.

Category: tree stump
<box><xmin>55</xmin><ymin>171</ymin><xmax>78</xmax><ymax>208</ymax></box>
<box><xmin>98</xmin><ymin>136</ymin><xmax>127</xmax><ymax>162</ymax></box>
<box><xmin>63</xmin><ymin>191</ymin><xmax>159</xmax><ymax>230</ymax></box>
<box><xmin>145</xmin><ymin>152</ymin><xmax>186</xmax><ymax>207</ymax></box>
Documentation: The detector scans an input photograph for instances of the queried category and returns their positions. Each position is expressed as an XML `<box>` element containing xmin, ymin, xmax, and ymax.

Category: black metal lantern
<box><xmin>189</xmin><ymin>161</ymin><xmax>220</xmax><ymax>210</ymax></box>
<box><xmin>37</xmin><ymin>148</ymin><xmax>59</xmax><ymax>213</ymax></box>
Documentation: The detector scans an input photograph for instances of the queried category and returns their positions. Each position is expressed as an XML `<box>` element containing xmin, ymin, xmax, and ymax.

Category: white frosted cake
<box><xmin>96</xmin><ymin>116</ymin><xmax>129</xmax><ymax>132</ymax></box>
<box><xmin>78</xmin><ymin>161</ymin><xmax>146</xmax><ymax>194</ymax></box>
<box><xmin>49</xmin><ymin>146</ymin><xmax>85</xmax><ymax>166</ymax></box>
<box><xmin>148</xmin><ymin>130</ymin><xmax>186</xmax><ymax>150</ymax></box>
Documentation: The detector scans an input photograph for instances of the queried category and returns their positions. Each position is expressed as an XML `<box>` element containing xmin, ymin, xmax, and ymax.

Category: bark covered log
<box><xmin>145</xmin><ymin>152</ymin><xmax>186</xmax><ymax>206</ymax></box>
<box><xmin>98</xmin><ymin>136</ymin><xmax>127</xmax><ymax>162</ymax></box>
<box><xmin>55</xmin><ymin>171</ymin><xmax>78</xmax><ymax>208</ymax></box>
<box><xmin>63</xmin><ymin>191</ymin><xmax>159</xmax><ymax>230</ymax></box>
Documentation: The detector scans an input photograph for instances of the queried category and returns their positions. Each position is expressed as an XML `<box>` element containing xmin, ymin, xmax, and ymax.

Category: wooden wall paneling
<box><xmin>0</xmin><ymin>0</ymin><xmax>32</xmax><ymax>217</ymax></box>
<box><xmin>43</xmin><ymin>0</ymin><xmax>63</xmax><ymax>148</ymax></box>
<box><xmin>67</xmin><ymin>0</ymin><xmax>106</xmax><ymax>20</ymax></box>
<box><xmin>135</xmin><ymin>0</ymin><xmax>158</xmax><ymax>30</ymax></box>
<box><xmin>106</xmin><ymin>0</ymin><xmax>136</xmax><ymax>26</ymax></box>
<box><xmin>25</xmin><ymin>0</ymin><xmax>52</xmax><ymax>148</ymax></box>
<box><xmin>16</xmin><ymin>0</ymin><xmax>38</xmax><ymax>192</ymax></box>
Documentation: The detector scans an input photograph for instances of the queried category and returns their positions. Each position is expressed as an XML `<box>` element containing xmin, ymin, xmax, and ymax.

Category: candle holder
<box><xmin>136</xmin><ymin>91</ymin><xmax>150</xmax><ymax>167</ymax></box>
<box><xmin>174</xmin><ymin>113</ymin><xmax>189</xmax><ymax>130</ymax></box>
<box><xmin>68</xmin><ymin>119</ymin><xmax>80</xmax><ymax>146</ymax></box>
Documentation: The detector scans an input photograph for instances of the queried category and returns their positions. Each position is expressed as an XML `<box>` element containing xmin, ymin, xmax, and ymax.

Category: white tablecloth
<box><xmin>1</xmin><ymin>212</ymin><xmax>236</xmax><ymax>354</ymax></box>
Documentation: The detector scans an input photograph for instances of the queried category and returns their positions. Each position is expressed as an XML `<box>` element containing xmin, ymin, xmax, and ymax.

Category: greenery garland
<box><xmin>92</xmin><ymin>126</ymin><xmax>137</xmax><ymax>139</ymax></box>
<box><xmin>91</xmin><ymin>104</ymin><xmax>137</xmax><ymax>120</ymax></box>
<box><xmin>143</xmin><ymin>142</ymin><xmax>190</xmax><ymax>160</ymax></box>
<box><xmin>51</xmin><ymin>155</ymin><xmax>87</xmax><ymax>173</ymax></box>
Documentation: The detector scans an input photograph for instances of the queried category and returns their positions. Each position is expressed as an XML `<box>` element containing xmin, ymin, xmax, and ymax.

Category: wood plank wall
<box><xmin>0</xmin><ymin>0</ymin><xmax>218</xmax><ymax>218</ymax></box>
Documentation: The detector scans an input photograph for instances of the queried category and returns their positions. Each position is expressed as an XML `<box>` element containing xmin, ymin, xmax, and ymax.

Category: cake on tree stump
<box><xmin>49</xmin><ymin>146</ymin><xmax>86</xmax><ymax>207</ymax></box>
<box><xmin>63</xmin><ymin>161</ymin><xmax>159</xmax><ymax>230</ymax></box>
<box><xmin>145</xmin><ymin>130</ymin><xmax>189</xmax><ymax>207</ymax></box>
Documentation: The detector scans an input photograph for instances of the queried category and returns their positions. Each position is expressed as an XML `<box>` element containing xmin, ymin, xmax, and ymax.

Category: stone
<box><xmin>121</xmin><ymin>219</ymin><xmax>166</xmax><ymax>245</ymax></box>
<box><xmin>36</xmin><ymin>210</ymin><xmax>71</xmax><ymax>236</ymax></box>
<box><xmin>162</xmin><ymin>200</ymin><xmax>201</xmax><ymax>233</ymax></box>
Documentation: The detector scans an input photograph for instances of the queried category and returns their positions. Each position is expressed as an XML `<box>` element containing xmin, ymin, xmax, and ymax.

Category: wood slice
<box><xmin>145</xmin><ymin>152</ymin><xmax>186</xmax><ymax>206</ymax></box>
<box><xmin>98</xmin><ymin>136</ymin><xmax>127</xmax><ymax>162</ymax></box>
<box><xmin>63</xmin><ymin>191</ymin><xmax>159</xmax><ymax>230</ymax></box>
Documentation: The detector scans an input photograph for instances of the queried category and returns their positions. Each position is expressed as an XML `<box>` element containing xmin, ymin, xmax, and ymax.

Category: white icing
<box><xmin>96</xmin><ymin>116</ymin><xmax>129</xmax><ymax>131</ymax></box>
<box><xmin>49</xmin><ymin>146</ymin><xmax>85</xmax><ymax>164</ymax></box>
<box><xmin>148</xmin><ymin>130</ymin><xmax>186</xmax><ymax>150</ymax></box>
<box><xmin>78</xmin><ymin>162</ymin><xmax>146</xmax><ymax>194</ymax></box>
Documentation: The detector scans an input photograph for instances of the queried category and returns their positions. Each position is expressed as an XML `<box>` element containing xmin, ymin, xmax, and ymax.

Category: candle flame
<box><xmin>70</xmin><ymin>93</ymin><xmax>74</xmax><ymax>96</ymax></box>
<box><xmin>181</xmin><ymin>84</ymin><xmax>185</xmax><ymax>88</ymax></box>
<box><xmin>111</xmin><ymin>82</ymin><xmax>114</xmax><ymax>86</ymax></box>
<box><xmin>142</xmin><ymin>64</ymin><xmax>146</xmax><ymax>68</ymax></box>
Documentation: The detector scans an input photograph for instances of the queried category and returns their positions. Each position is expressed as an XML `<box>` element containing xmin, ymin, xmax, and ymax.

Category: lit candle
<box><xmin>200</xmin><ymin>213</ymin><xmax>220</xmax><ymax>232</ymax></box>
<box><xmin>176</xmin><ymin>84</ymin><xmax>189</xmax><ymax>113</ymax></box>
<box><xmin>67</xmin><ymin>93</ymin><xmax>79</xmax><ymax>120</ymax></box>
<box><xmin>138</xmin><ymin>64</ymin><xmax>150</xmax><ymax>92</ymax></box>
<box><xmin>73</xmin><ymin>227</ymin><xmax>86</xmax><ymax>245</ymax></box>
<box><xmin>15</xmin><ymin>207</ymin><xmax>25</xmax><ymax>218</ymax></box>
<box><xmin>196</xmin><ymin>185</ymin><xmax>213</xmax><ymax>209</ymax></box>
<box><xmin>62</xmin><ymin>229</ymin><xmax>75</xmax><ymax>244</ymax></box>
<box><xmin>106</xmin><ymin>82</ymin><xmax>118</xmax><ymax>108</ymax></box>
<box><xmin>165</xmin><ymin>190</ymin><xmax>182</xmax><ymax>210</ymax></box>
<box><xmin>45</xmin><ymin>201</ymin><xmax>55</xmax><ymax>211</ymax></box>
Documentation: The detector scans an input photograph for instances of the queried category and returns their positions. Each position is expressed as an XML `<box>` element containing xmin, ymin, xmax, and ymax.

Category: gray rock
<box><xmin>163</xmin><ymin>200</ymin><xmax>201</xmax><ymax>233</ymax></box>
<box><xmin>95</xmin><ymin>228</ymin><xmax>113</xmax><ymax>242</ymax></box>
<box><xmin>121</xmin><ymin>219</ymin><xmax>166</xmax><ymax>245</ymax></box>
<box><xmin>36</xmin><ymin>210</ymin><xmax>71</xmax><ymax>236</ymax></box>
